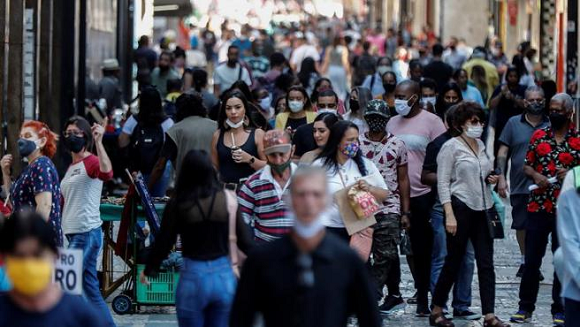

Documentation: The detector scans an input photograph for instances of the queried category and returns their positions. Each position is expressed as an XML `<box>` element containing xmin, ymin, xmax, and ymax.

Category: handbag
<box><xmin>349</xmin><ymin>227</ymin><xmax>374</xmax><ymax>262</ymax></box>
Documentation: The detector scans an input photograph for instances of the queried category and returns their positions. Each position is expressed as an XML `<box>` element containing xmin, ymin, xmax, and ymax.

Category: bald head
<box><xmin>397</xmin><ymin>80</ymin><xmax>420</xmax><ymax>95</ymax></box>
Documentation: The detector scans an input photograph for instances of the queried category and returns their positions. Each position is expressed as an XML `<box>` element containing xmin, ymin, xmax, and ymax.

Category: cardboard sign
<box><xmin>54</xmin><ymin>248</ymin><xmax>83</xmax><ymax>295</ymax></box>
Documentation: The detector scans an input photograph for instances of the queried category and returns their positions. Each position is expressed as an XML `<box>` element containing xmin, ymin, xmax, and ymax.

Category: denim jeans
<box><xmin>67</xmin><ymin>227</ymin><xmax>116</xmax><ymax>327</ymax></box>
<box><xmin>430</xmin><ymin>208</ymin><xmax>475</xmax><ymax>311</ymax></box>
<box><xmin>176</xmin><ymin>256</ymin><xmax>237</xmax><ymax>327</ymax></box>
<box><xmin>142</xmin><ymin>161</ymin><xmax>172</xmax><ymax>197</ymax></box>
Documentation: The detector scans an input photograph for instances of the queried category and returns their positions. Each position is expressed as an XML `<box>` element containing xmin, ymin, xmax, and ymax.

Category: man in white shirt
<box><xmin>213</xmin><ymin>45</ymin><xmax>252</xmax><ymax>97</ymax></box>
<box><xmin>289</xmin><ymin>33</ymin><xmax>320</xmax><ymax>73</ymax></box>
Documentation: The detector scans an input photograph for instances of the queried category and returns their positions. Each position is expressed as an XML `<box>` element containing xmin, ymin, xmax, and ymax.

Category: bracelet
<box><xmin>249</xmin><ymin>157</ymin><xmax>255</xmax><ymax>164</ymax></box>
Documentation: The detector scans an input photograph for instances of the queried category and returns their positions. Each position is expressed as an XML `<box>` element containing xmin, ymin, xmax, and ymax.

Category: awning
<box><xmin>153</xmin><ymin>0</ymin><xmax>193</xmax><ymax>17</ymax></box>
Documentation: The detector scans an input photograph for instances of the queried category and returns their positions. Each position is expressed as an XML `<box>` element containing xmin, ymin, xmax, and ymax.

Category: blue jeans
<box><xmin>142</xmin><ymin>161</ymin><xmax>171</xmax><ymax>197</ymax></box>
<box><xmin>176</xmin><ymin>256</ymin><xmax>237</xmax><ymax>327</ymax></box>
<box><xmin>67</xmin><ymin>227</ymin><xmax>116</xmax><ymax>327</ymax></box>
<box><xmin>430</xmin><ymin>209</ymin><xmax>475</xmax><ymax>311</ymax></box>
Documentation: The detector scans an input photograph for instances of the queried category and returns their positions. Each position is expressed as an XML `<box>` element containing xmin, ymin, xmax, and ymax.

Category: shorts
<box><xmin>510</xmin><ymin>194</ymin><xmax>529</xmax><ymax>230</ymax></box>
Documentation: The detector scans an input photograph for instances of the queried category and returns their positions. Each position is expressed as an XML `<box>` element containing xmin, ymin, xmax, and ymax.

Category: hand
<box><xmin>139</xmin><ymin>270</ymin><xmax>150</xmax><ymax>285</ymax></box>
<box><xmin>557</xmin><ymin>168</ymin><xmax>569</xmax><ymax>181</ymax></box>
<box><xmin>486</xmin><ymin>174</ymin><xmax>499</xmax><ymax>185</ymax></box>
<box><xmin>445</xmin><ymin>213</ymin><xmax>457</xmax><ymax>236</ymax></box>
<box><xmin>91</xmin><ymin>118</ymin><xmax>107</xmax><ymax>145</ymax></box>
<box><xmin>533</xmin><ymin>173</ymin><xmax>550</xmax><ymax>189</ymax></box>
<box><xmin>497</xmin><ymin>175</ymin><xmax>509</xmax><ymax>198</ymax></box>
<box><xmin>232</xmin><ymin>149</ymin><xmax>253</xmax><ymax>164</ymax></box>
<box><xmin>357</xmin><ymin>179</ymin><xmax>370</xmax><ymax>192</ymax></box>
<box><xmin>401</xmin><ymin>215</ymin><xmax>411</xmax><ymax>231</ymax></box>
<box><xmin>1</xmin><ymin>155</ymin><xmax>13</xmax><ymax>175</ymax></box>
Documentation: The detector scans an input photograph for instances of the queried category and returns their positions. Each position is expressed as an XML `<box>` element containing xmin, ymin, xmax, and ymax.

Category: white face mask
<box><xmin>260</xmin><ymin>96</ymin><xmax>272</xmax><ymax>112</ymax></box>
<box><xmin>464</xmin><ymin>124</ymin><xmax>484</xmax><ymax>139</ymax></box>
<box><xmin>226</xmin><ymin>118</ymin><xmax>244</xmax><ymax>129</ymax></box>
<box><xmin>423</xmin><ymin>96</ymin><xmax>436</xmax><ymax>107</ymax></box>
<box><xmin>317</xmin><ymin>109</ymin><xmax>337</xmax><ymax>115</ymax></box>
<box><xmin>394</xmin><ymin>97</ymin><xmax>415</xmax><ymax>116</ymax></box>
<box><xmin>293</xmin><ymin>214</ymin><xmax>325</xmax><ymax>239</ymax></box>
<box><xmin>288</xmin><ymin>100</ymin><xmax>304</xmax><ymax>113</ymax></box>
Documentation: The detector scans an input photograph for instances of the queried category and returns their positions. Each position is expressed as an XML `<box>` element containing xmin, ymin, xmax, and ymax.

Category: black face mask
<box><xmin>64</xmin><ymin>135</ymin><xmax>86</xmax><ymax>153</ymax></box>
<box><xmin>349</xmin><ymin>99</ymin><xmax>360</xmax><ymax>112</ymax></box>
<box><xmin>227</xmin><ymin>59</ymin><xmax>237</xmax><ymax>66</ymax></box>
<box><xmin>383</xmin><ymin>83</ymin><xmax>396</xmax><ymax>93</ymax></box>
<box><xmin>527</xmin><ymin>102</ymin><xmax>544</xmax><ymax>115</ymax></box>
<box><xmin>549</xmin><ymin>112</ymin><xmax>569</xmax><ymax>130</ymax></box>
<box><xmin>17</xmin><ymin>138</ymin><xmax>37</xmax><ymax>158</ymax></box>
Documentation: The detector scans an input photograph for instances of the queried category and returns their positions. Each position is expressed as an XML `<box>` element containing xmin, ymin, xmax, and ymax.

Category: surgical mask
<box><xmin>288</xmin><ymin>100</ymin><xmax>304</xmax><ymax>113</ymax></box>
<box><xmin>226</xmin><ymin>119</ymin><xmax>244</xmax><ymax>129</ymax></box>
<box><xmin>349</xmin><ymin>99</ymin><xmax>360</xmax><ymax>112</ymax></box>
<box><xmin>377</xmin><ymin>65</ymin><xmax>391</xmax><ymax>76</ymax></box>
<box><xmin>527</xmin><ymin>102</ymin><xmax>544</xmax><ymax>115</ymax></box>
<box><xmin>18</xmin><ymin>138</ymin><xmax>39</xmax><ymax>158</ymax></box>
<box><xmin>366</xmin><ymin>116</ymin><xmax>388</xmax><ymax>133</ymax></box>
<box><xmin>549</xmin><ymin>112</ymin><xmax>569</xmax><ymax>130</ymax></box>
<box><xmin>260</xmin><ymin>96</ymin><xmax>272</xmax><ymax>112</ymax></box>
<box><xmin>394</xmin><ymin>97</ymin><xmax>415</xmax><ymax>116</ymax></box>
<box><xmin>64</xmin><ymin>135</ymin><xmax>86</xmax><ymax>153</ymax></box>
<box><xmin>423</xmin><ymin>96</ymin><xmax>436</xmax><ymax>108</ymax></box>
<box><xmin>294</xmin><ymin>214</ymin><xmax>325</xmax><ymax>238</ymax></box>
<box><xmin>317</xmin><ymin>109</ymin><xmax>336</xmax><ymax>115</ymax></box>
<box><xmin>5</xmin><ymin>257</ymin><xmax>53</xmax><ymax>296</ymax></box>
<box><xmin>464</xmin><ymin>124</ymin><xmax>484</xmax><ymax>139</ymax></box>
<box><xmin>269</xmin><ymin>159</ymin><xmax>291</xmax><ymax>175</ymax></box>
<box><xmin>340</xmin><ymin>142</ymin><xmax>360</xmax><ymax>158</ymax></box>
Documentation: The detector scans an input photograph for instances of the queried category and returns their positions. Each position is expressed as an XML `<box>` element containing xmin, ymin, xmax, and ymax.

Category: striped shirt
<box><xmin>237</xmin><ymin>164</ymin><xmax>296</xmax><ymax>243</ymax></box>
<box><xmin>61</xmin><ymin>155</ymin><xmax>113</xmax><ymax>235</ymax></box>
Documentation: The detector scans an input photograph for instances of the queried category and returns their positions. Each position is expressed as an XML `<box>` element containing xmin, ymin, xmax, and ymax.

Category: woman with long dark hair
<box><xmin>225</xmin><ymin>81</ymin><xmax>270</xmax><ymax>131</ymax></box>
<box><xmin>313</xmin><ymin>121</ymin><xmax>389</xmax><ymax>241</ymax></box>
<box><xmin>297</xmin><ymin>57</ymin><xmax>320</xmax><ymax>95</ymax></box>
<box><xmin>142</xmin><ymin>149</ymin><xmax>253</xmax><ymax>327</ymax></box>
<box><xmin>435</xmin><ymin>82</ymin><xmax>463</xmax><ymax>118</ymax></box>
<box><xmin>300</xmin><ymin>112</ymin><xmax>342</xmax><ymax>164</ymax></box>
<box><xmin>344</xmin><ymin>86</ymin><xmax>373</xmax><ymax>133</ymax></box>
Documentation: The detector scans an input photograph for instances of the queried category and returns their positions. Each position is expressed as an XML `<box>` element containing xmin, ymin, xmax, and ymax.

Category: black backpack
<box><xmin>130</xmin><ymin>121</ymin><xmax>165</xmax><ymax>174</ymax></box>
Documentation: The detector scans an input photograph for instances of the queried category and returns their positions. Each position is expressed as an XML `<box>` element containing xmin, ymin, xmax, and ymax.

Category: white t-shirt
<box><xmin>213</xmin><ymin>63</ymin><xmax>252</xmax><ymax>93</ymax></box>
<box><xmin>312</xmin><ymin>157</ymin><xmax>388</xmax><ymax>228</ymax></box>
<box><xmin>122</xmin><ymin>115</ymin><xmax>174</xmax><ymax>135</ymax></box>
<box><xmin>290</xmin><ymin>45</ymin><xmax>320</xmax><ymax>72</ymax></box>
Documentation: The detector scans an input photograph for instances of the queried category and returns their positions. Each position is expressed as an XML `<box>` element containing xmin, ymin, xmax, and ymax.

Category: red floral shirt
<box><xmin>525</xmin><ymin>125</ymin><xmax>580</xmax><ymax>213</ymax></box>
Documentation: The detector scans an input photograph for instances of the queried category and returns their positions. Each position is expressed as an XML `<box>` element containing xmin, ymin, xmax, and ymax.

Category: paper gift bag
<box><xmin>334</xmin><ymin>185</ymin><xmax>377</xmax><ymax>235</ymax></box>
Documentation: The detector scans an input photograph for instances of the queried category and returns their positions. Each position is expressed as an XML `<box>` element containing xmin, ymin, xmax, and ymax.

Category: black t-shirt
<box><xmin>423</xmin><ymin>60</ymin><xmax>453</xmax><ymax>92</ymax></box>
<box><xmin>293</xmin><ymin>123</ymin><xmax>317</xmax><ymax>157</ymax></box>
<box><xmin>0</xmin><ymin>292</ymin><xmax>105</xmax><ymax>327</ymax></box>
<box><xmin>286</xmin><ymin>117</ymin><xmax>307</xmax><ymax>131</ymax></box>
<box><xmin>422</xmin><ymin>131</ymin><xmax>453</xmax><ymax>198</ymax></box>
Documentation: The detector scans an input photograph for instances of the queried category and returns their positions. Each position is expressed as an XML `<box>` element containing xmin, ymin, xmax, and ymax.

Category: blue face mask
<box><xmin>17</xmin><ymin>138</ymin><xmax>38</xmax><ymax>158</ymax></box>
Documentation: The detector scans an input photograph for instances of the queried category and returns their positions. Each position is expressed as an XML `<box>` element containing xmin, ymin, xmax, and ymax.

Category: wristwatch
<box><xmin>249</xmin><ymin>157</ymin><xmax>256</xmax><ymax>164</ymax></box>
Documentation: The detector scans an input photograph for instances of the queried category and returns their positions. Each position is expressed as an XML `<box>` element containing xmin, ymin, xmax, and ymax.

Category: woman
<box><xmin>435</xmin><ymin>82</ymin><xmax>463</xmax><ymax>118</ymax></box>
<box><xmin>321</xmin><ymin>36</ymin><xmax>351</xmax><ymax>101</ymax></box>
<box><xmin>141</xmin><ymin>150</ymin><xmax>253</xmax><ymax>327</ymax></box>
<box><xmin>344</xmin><ymin>86</ymin><xmax>373</xmax><ymax>134</ymax></box>
<box><xmin>377</xmin><ymin>71</ymin><xmax>397</xmax><ymax>113</ymax></box>
<box><xmin>274</xmin><ymin>86</ymin><xmax>316</xmax><ymax>132</ymax></box>
<box><xmin>431</xmin><ymin>102</ymin><xmax>508</xmax><ymax>327</ymax></box>
<box><xmin>226</xmin><ymin>81</ymin><xmax>270</xmax><ymax>131</ymax></box>
<box><xmin>297</xmin><ymin>57</ymin><xmax>320</xmax><ymax>96</ymax></box>
<box><xmin>183</xmin><ymin>68</ymin><xmax>218</xmax><ymax>112</ymax></box>
<box><xmin>118</xmin><ymin>86</ymin><xmax>174</xmax><ymax>197</ymax></box>
<box><xmin>60</xmin><ymin>116</ymin><xmax>116</xmax><ymax>326</ymax></box>
<box><xmin>312</xmin><ymin>121</ymin><xmax>389</xmax><ymax>241</ymax></box>
<box><xmin>311</xmin><ymin>78</ymin><xmax>346</xmax><ymax>115</ymax></box>
<box><xmin>211</xmin><ymin>91</ymin><xmax>267</xmax><ymax>189</ymax></box>
<box><xmin>300</xmin><ymin>113</ymin><xmax>341</xmax><ymax>164</ymax></box>
<box><xmin>252</xmin><ymin>88</ymin><xmax>274</xmax><ymax>123</ymax></box>
<box><xmin>0</xmin><ymin>212</ymin><xmax>105</xmax><ymax>326</ymax></box>
<box><xmin>1</xmin><ymin>121</ymin><xmax>62</xmax><ymax>246</ymax></box>
<box><xmin>471</xmin><ymin>65</ymin><xmax>491</xmax><ymax>106</ymax></box>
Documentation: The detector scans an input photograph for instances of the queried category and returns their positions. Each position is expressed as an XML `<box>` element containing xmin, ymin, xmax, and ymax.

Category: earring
<box><xmin>243</xmin><ymin>115</ymin><xmax>250</xmax><ymax>127</ymax></box>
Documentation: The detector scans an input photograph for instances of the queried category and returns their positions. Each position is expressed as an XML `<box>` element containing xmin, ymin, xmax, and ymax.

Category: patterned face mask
<box><xmin>340</xmin><ymin>142</ymin><xmax>360</xmax><ymax>158</ymax></box>
<box><xmin>365</xmin><ymin>116</ymin><xmax>388</xmax><ymax>133</ymax></box>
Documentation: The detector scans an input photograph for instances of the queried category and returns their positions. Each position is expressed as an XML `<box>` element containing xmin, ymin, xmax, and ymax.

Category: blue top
<box><xmin>556</xmin><ymin>185</ymin><xmax>580</xmax><ymax>301</ymax></box>
<box><xmin>0</xmin><ymin>292</ymin><xmax>105</xmax><ymax>327</ymax></box>
<box><xmin>361</xmin><ymin>73</ymin><xmax>385</xmax><ymax>98</ymax></box>
<box><xmin>10</xmin><ymin>156</ymin><xmax>62</xmax><ymax>246</ymax></box>
<box><xmin>461</xmin><ymin>85</ymin><xmax>486</xmax><ymax>108</ymax></box>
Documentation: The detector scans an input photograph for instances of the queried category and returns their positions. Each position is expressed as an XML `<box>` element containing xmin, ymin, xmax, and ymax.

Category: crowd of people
<box><xmin>0</xmin><ymin>17</ymin><xmax>579</xmax><ymax>327</ymax></box>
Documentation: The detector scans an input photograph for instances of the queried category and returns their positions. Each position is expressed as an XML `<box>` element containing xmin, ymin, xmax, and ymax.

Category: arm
<box><xmin>524</xmin><ymin>164</ymin><xmax>549</xmax><ymax>188</ymax></box>
<box><xmin>34</xmin><ymin>192</ymin><xmax>52</xmax><ymax>221</ymax></box>
<box><xmin>235</xmin><ymin>208</ymin><xmax>255</xmax><ymax>253</ymax></box>
<box><xmin>342</xmin><ymin>47</ymin><xmax>351</xmax><ymax>76</ymax></box>
<box><xmin>488</xmin><ymin>86</ymin><xmax>503</xmax><ymax>110</ymax></box>
<box><xmin>436</xmin><ymin>144</ymin><xmax>457</xmax><ymax>234</ymax></box>
<box><xmin>248</xmin><ymin>129</ymin><xmax>267</xmax><ymax>170</ymax></box>
<box><xmin>118</xmin><ymin>132</ymin><xmax>131</xmax><ymax>148</ymax></box>
<box><xmin>147</xmin><ymin>135</ymin><xmax>176</xmax><ymax>190</ymax></box>
<box><xmin>92</xmin><ymin>121</ymin><xmax>113</xmax><ymax>176</ymax></box>
<box><xmin>557</xmin><ymin>192</ymin><xmax>580</xmax><ymax>286</ymax></box>
<box><xmin>496</xmin><ymin>144</ymin><xmax>509</xmax><ymax>198</ymax></box>
<box><xmin>213</xmin><ymin>84</ymin><xmax>221</xmax><ymax>98</ymax></box>
<box><xmin>397</xmin><ymin>164</ymin><xmax>411</xmax><ymax>230</ymax></box>
<box><xmin>320</xmin><ymin>46</ymin><xmax>331</xmax><ymax>74</ymax></box>
<box><xmin>421</xmin><ymin>170</ymin><xmax>437</xmax><ymax>186</ymax></box>
<box><xmin>229</xmin><ymin>254</ymin><xmax>260</xmax><ymax>327</ymax></box>
<box><xmin>211</xmin><ymin>130</ymin><xmax>220</xmax><ymax>170</ymax></box>
<box><xmin>1</xmin><ymin>155</ymin><xmax>13</xmax><ymax>199</ymax></box>
<box><xmin>144</xmin><ymin>200</ymin><xmax>179</xmax><ymax>277</ymax></box>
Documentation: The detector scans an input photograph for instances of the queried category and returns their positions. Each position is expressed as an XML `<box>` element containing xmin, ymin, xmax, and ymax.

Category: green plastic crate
<box><xmin>136</xmin><ymin>264</ymin><xmax>179</xmax><ymax>304</ymax></box>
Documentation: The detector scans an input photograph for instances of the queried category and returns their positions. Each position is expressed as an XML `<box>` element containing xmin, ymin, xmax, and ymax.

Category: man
<box><xmin>386</xmin><ymin>80</ymin><xmax>446</xmax><ymax>316</ymax></box>
<box><xmin>443</xmin><ymin>37</ymin><xmax>466</xmax><ymax>70</ymax></box>
<box><xmin>232</xmin><ymin>25</ymin><xmax>253</xmax><ymax>59</ymax></box>
<box><xmin>360</xmin><ymin>100</ymin><xmax>410</xmax><ymax>314</ymax></box>
<box><xmin>134</xmin><ymin>35</ymin><xmax>157</xmax><ymax>71</ymax></box>
<box><xmin>246</xmin><ymin>39</ymin><xmax>270</xmax><ymax>79</ymax></box>
<box><xmin>497</xmin><ymin>86</ymin><xmax>550</xmax><ymax>279</ymax></box>
<box><xmin>420</xmin><ymin>78</ymin><xmax>438</xmax><ymax>113</ymax></box>
<box><xmin>150</xmin><ymin>51</ymin><xmax>180</xmax><ymax>98</ymax></box>
<box><xmin>230</xmin><ymin>166</ymin><xmax>381</xmax><ymax>327</ymax></box>
<box><xmin>421</xmin><ymin>105</ymin><xmax>480</xmax><ymax>320</ymax></box>
<box><xmin>423</xmin><ymin>44</ymin><xmax>453</xmax><ymax>92</ymax></box>
<box><xmin>454</xmin><ymin>69</ymin><xmax>485</xmax><ymax>108</ymax></box>
<box><xmin>238</xmin><ymin>130</ymin><xmax>296</xmax><ymax>243</ymax></box>
<box><xmin>352</xmin><ymin>41</ymin><xmax>376</xmax><ymax>87</ymax></box>
<box><xmin>490</xmin><ymin>41</ymin><xmax>509</xmax><ymax>76</ymax></box>
<box><xmin>293</xmin><ymin>89</ymin><xmax>339</xmax><ymax>159</ymax></box>
<box><xmin>98</xmin><ymin>58</ymin><xmax>123</xmax><ymax>114</ymax></box>
<box><xmin>510</xmin><ymin>93</ymin><xmax>580</xmax><ymax>326</ymax></box>
<box><xmin>213</xmin><ymin>45</ymin><xmax>252</xmax><ymax>97</ymax></box>
<box><xmin>289</xmin><ymin>32</ymin><xmax>320</xmax><ymax>73</ymax></box>
<box><xmin>362</xmin><ymin>57</ymin><xmax>393</xmax><ymax>98</ymax></box>
<box><xmin>462</xmin><ymin>46</ymin><xmax>500</xmax><ymax>94</ymax></box>
<box><xmin>147</xmin><ymin>92</ymin><xmax>217</xmax><ymax>190</ymax></box>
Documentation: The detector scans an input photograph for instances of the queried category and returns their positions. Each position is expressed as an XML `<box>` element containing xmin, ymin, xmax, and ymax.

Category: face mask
<box><xmin>227</xmin><ymin>59</ymin><xmax>237</xmax><ymax>66</ymax></box>
<box><xmin>5</xmin><ymin>257</ymin><xmax>53</xmax><ymax>296</ymax></box>
<box><xmin>317</xmin><ymin>109</ymin><xmax>336</xmax><ymax>115</ymax></box>
<box><xmin>377</xmin><ymin>66</ymin><xmax>391</xmax><ymax>76</ymax></box>
<box><xmin>260</xmin><ymin>96</ymin><xmax>272</xmax><ymax>112</ymax></box>
<box><xmin>294</xmin><ymin>214</ymin><xmax>325</xmax><ymax>238</ymax></box>
<box><xmin>349</xmin><ymin>99</ymin><xmax>360</xmax><ymax>112</ymax></box>
<box><xmin>340</xmin><ymin>142</ymin><xmax>360</xmax><ymax>158</ymax></box>
<box><xmin>464</xmin><ymin>124</ymin><xmax>484</xmax><ymax>139</ymax></box>
<box><xmin>226</xmin><ymin>118</ymin><xmax>244</xmax><ymax>129</ymax></box>
<box><xmin>18</xmin><ymin>138</ymin><xmax>39</xmax><ymax>158</ymax></box>
<box><xmin>394</xmin><ymin>97</ymin><xmax>415</xmax><ymax>116</ymax></box>
<box><xmin>527</xmin><ymin>102</ymin><xmax>544</xmax><ymax>115</ymax></box>
<box><xmin>549</xmin><ymin>112</ymin><xmax>569</xmax><ymax>130</ymax></box>
<box><xmin>423</xmin><ymin>96</ymin><xmax>436</xmax><ymax>107</ymax></box>
<box><xmin>288</xmin><ymin>100</ymin><xmax>304</xmax><ymax>113</ymax></box>
<box><xmin>366</xmin><ymin>116</ymin><xmax>388</xmax><ymax>133</ymax></box>
<box><xmin>383</xmin><ymin>83</ymin><xmax>396</xmax><ymax>93</ymax></box>
<box><xmin>64</xmin><ymin>135</ymin><xmax>86</xmax><ymax>153</ymax></box>
<box><xmin>269</xmin><ymin>158</ymin><xmax>291</xmax><ymax>175</ymax></box>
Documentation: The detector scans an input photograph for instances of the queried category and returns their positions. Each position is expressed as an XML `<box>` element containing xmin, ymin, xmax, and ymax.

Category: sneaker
<box><xmin>510</xmin><ymin>310</ymin><xmax>532</xmax><ymax>323</ymax></box>
<box><xmin>553</xmin><ymin>313</ymin><xmax>565</xmax><ymax>327</ymax></box>
<box><xmin>407</xmin><ymin>291</ymin><xmax>418</xmax><ymax>304</ymax></box>
<box><xmin>453</xmin><ymin>309</ymin><xmax>482</xmax><ymax>320</ymax></box>
<box><xmin>379</xmin><ymin>295</ymin><xmax>406</xmax><ymax>314</ymax></box>
<box><xmin>516</xmin><ymin>264</ymin><xmax>524</xmax><ymax>278</ymax></box>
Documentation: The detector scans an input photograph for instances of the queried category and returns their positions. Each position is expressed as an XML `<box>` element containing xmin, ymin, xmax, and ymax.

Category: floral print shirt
<box><xmin>10</xmin><ymin>156</ymin><xmax>62</xmax><ymax>245</ymax></box>
<box><xmin>525</xmin><ymin>125</ymin><xmax>580</xmax><ymax>214</ymax></box>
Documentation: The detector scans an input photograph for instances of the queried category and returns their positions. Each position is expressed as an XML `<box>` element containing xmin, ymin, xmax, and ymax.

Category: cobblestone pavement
<box><xmin>111</xmin><ymin>201</ymin><xmax>558</xmax><ymax>326</ymax></box>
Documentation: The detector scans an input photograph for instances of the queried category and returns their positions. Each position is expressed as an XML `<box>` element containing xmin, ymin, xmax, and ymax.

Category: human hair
<box><xmin>452</xmin><ymin>68</ymin><xmax>468</xmax><ymax>80</ymax></box>
<box><xmin>362</xmin><ymin>41</ymin><xmax>371</xmax><ymax>52</ymax></box>
<box><xmin>317</xmin><ymin>89</ymin><xmax>338</xmax><ymax>104</ymax></box>
<box><xmin>470</xmin><ymin>65</ymin><xmax>488</xmax><ymax>94</ymax></box>
<box><xmin>420</xmin><ymin>78</ymin><xmax>438</xmax><ymax>92</ymax></box>
<box><xmin>167</xmin><ymin>78</ymin><xmax>182</xmax><ymax>93</ymax></box>
<box><xmin>274</xmin><ymin>94</ymin><xmax>286</xmax><ymax>114</ymax></box>
<box><xmin>226</xmin><ymin>80</ymin><xmax>255</xmax><ymax>102</ymax></box>
<box><xmin>298</xmin><ymin>57</ymin><xmax>318</xmax><ymax>89</ymax></box>
<box><xmin>541</xmin><ymin>80</ymin><xmax>557</xmax><ymax>102</ymax></box>
<box><xmin>21</xmin><ymin>120</ymin><xmax>59</xmax><ymax>158</ymax></box>
<box><xmin>551</xmin><ymin>93</ymin><xmax>574</xmax><ymax>112</ymax></box>
<box><xmin>138</xmin><ymin>35</ymin><xmax>150</xmax><ymax>47</ymax></box>
<box><xmin>377</xmin><ymin>57</ymin><xmax>392</xmax><ymax>67</ymax></box>
<box><xmin>432</xmin><ymin>43</ymin><xmax>444</xmax><ymax>56</ymax></box>
<box><xmin>137</xmin><ymin>86</ymin><xmax>167</xmax><ymax>126</ymax></box>
<box><xmin>275</xmin><ymin>73</ymin><xmax>297</xmax><ymax>93</ymax></box>
<box><xmin>218</xmin><ymin>90</ymin><xmax>251</xmax><ymax>131</ymax></box>
<box><xmin>285</xmin><ymin>86</ymin><xmax>313</xmax><ymax>112</ymax></box>
<box><xmin>409</xmin><ymin>59</ymin><xmax>422</xmax><ymax>71</ymax></box>
<box><xmin>444</xmin><ymin>104</ymin><xmax>461</xmax><ymax>136</ymax></box>
<box><xmin>352</xmin><ymin>86</ymin><xmax>372</xmax><ymax>113</ymax></box>
<box><xmin>525</xmin><ymin>85</ymin><xmax>545</xmax><ymax>99</ymax></box>
<box><xmin>270</xmin><ymin>52</ymin><xmax>287</xmax><ymax>67</ymax></box>
<box><xmin>317</xmin><ymin>120</ymin><xmax>367</xmax><ymax>176</ymax></box>
<box><xmin>436</xmin><ymin>82</ymin><xmax>463</xmax><ymax>115</ymax></box>
<box><xmin>228</xmin><ymin>44</ymin><xmax>240</xmax><ymax>53</ymax></box>
<box><xmin>311</xmin><ymin>78</ymin><xmax>333</xmax><ymax>103</ymax></box>
<box><xmin>175</xmin><ymin>92</ymin><xmax>207</xmax><ymax>122</ymax></box>
<box><xmin>173</xmin><ymin>46</ymin><xmax>186</xmax><ymax>59</ymax></box>
<box><xmin>506</xmin><ymin>65</ymin><xmax>523</xmax><ymax>82</ymax></box>
<box><xmin>313</xmin><ymin>112</ymin><xmax>341</xmax><ymax>127</ymax></box>
<box><xmin>453</xmin><ymin>101</ymin><xmax>486</xmax><ymax>133</ymax></box>
<box><xmin>0</xmin><ymin>210</ymin><xmax>58</xmax><ymax>255</ymax></box>
<box><xmin>159</xmin><ymin>51</ymin><xmax>174</xmax><ymax>62</ymax></box>
<box><xmin>190</xmin><ymin>68</ymin><xmax>208</xmax><ymax>92</ymax></box>
<box><xmin>64</xmin><ymin>116</ymin><xmax>94</xmax><ymax>152</ymax></box>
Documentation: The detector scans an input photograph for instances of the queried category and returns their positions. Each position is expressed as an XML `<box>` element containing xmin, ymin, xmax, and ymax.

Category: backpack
<box><xmin>163</xmin><ymin>99</ymin><xmax>177</xmax><ymax>120</ymax></box>
<box><xmin>129</xmin><ymin>121</ymin><xmax>165</xmax><ymax>174</ymax></box>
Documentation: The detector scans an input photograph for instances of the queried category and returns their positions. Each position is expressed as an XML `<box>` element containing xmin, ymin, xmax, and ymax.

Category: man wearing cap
<box><xmin>359</xmin><ymin>99</ymin><xmax>410</xmax><ymax>314</ymax></box>
<box><xmin>98</xmin><ymin>58</ymin><xmax>123</xmax><ymax>113</ymax></box>
<box><xmin>238</xmin><ymin>130</ymin><xmax>297</xmax><ymax>243</ymax></box>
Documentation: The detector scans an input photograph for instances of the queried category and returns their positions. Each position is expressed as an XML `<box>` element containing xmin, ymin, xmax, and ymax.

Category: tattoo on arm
<box><xmin>497</xmin><ymin>155</ymin><xmax>507</xmax><ymax>173</ymax></box>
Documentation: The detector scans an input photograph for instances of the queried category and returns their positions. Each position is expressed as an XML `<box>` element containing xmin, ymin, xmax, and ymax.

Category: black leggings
<box><xmin>409</xmin><ymin>193</ymin><xmax>435</xmax><ymax>305</ymax></box>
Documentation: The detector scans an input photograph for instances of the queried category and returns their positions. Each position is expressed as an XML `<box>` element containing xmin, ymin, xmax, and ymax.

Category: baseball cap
<box><xmin>263</xmin><ymin>130</ymin><xmax>292</xmax><ymax>155</ymax></box>
<box><xmin>364</xmin><ymin>99</ymin><xmax>390</xmax><ymax>119</ymax></box>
